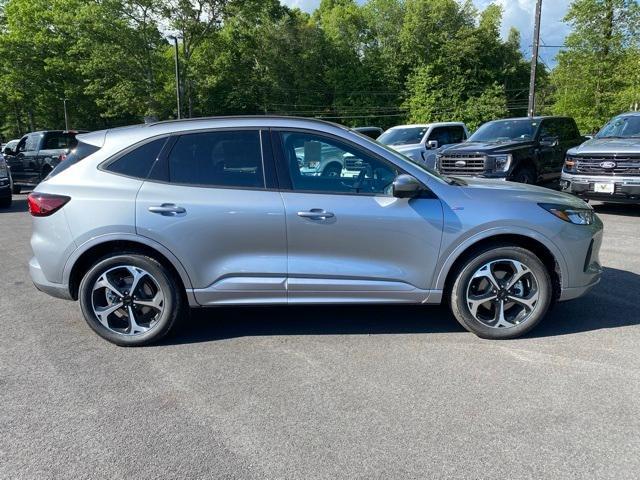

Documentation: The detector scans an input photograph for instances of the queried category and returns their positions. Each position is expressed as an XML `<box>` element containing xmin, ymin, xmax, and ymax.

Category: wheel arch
<box><xmin>437</xmin><ymin>231</ymin><xmax>566</xmax><ymax>302</ymax></box>
<box><xmin>65</xmin><ymin>235</ymin><xmax>194</xmax><ymax>302</ymax></box>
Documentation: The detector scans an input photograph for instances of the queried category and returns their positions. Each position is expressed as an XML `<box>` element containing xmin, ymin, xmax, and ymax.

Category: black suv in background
<box><xmin>436</xmin><ymin>116</ymin><xmax>585</xmax><ymax>184</ymax></box>
<box><xmin>4</xmin><ymin>130</ymin><xmax>85</xmax><ymax>193</ymax></box>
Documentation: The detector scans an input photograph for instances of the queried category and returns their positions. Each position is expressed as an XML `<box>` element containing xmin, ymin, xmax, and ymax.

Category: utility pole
<box><xmin>169</xmin><ymin>36</ymin><xmax>182</xmax><ymax>119</ymax></box>
<box><xmin>63</xmin><ymin>98</ymin><xmax>69</xmax><ymax>130</ymax></box>
<box><xmin>528</xmin><ymin>0</ymin><xmax>543</xmax><ymax>117</ymax></box>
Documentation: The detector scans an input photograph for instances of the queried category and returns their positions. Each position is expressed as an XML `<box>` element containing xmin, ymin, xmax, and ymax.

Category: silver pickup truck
<box><xmin>561</xmin><ymin>112</ymin><xmax>640</xmax><ymax>203</ymax></box>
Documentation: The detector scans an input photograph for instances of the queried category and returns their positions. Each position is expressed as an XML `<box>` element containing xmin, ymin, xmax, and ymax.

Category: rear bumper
<box><xmin>561</xmin><ymin>173</ymin><xmax>640</xmax><ymax>203</ymax></box>
<box><xmin>29</xmin><ymin>256</ymin><xmax>73</xmax><ymax>300</ymax></box>
<box><xmin>0</xmin><ymin>179</ymin><xmax>10</xmax><ymax>198</ymax></box>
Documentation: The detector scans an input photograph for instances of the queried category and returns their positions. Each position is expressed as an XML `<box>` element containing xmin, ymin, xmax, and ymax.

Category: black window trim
<box><xmin>271</xmin><ymin>127</ymin><xmax>435</xmax><ymax>199</ymax></box>
<box><xmin>135</xmin><ymin>127</ymin><xmax>278</xmax><ymax>192</ymax></box>
<box><xmin>99</xmin><ymin>134</ymin><xmax>171</xmax><ymax>181</ymax></box>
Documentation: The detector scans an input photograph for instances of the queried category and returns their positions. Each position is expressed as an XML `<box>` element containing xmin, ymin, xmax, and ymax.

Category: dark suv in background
<box><xmin>4</xmin><ymin>130</ymin><xmax>85</xmax><ymax>193</ymax></box>
<box><xmin>437</xmin><ymin>116</ymin><xmax>585</xmax><ymax>184</ymax></box>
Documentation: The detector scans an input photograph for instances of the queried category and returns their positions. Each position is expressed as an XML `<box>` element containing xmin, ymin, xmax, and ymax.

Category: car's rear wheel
<box><xmin>79</xmin><ymin>254</ymin><xmax>184</xmax><ymax>346</ymax></box>
<box><xmin>449</xmin><ymin>246</ymin><xmax>552</xmax><ymax>339</ymax></box>
<box><xmin>322</xmin><ymin>162</ymin><xmax>342</xmax><ymax>177</ymax></box>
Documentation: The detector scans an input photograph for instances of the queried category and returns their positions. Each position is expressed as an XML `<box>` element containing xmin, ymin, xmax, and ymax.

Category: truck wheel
<box><xmin>511</xmin><ymin>166</ymin><xmax>536</xmax><ymax>184</ymax></box>
<box><xmin>12</xmin><ymin>185</ymin><xmax>21</xmax><ymax>194</ymax></box>
<box><xmin>449</xmin><ymin>245</ymin><xmax>552</xmax><ymax>339</ymax></box>
<box><xmin>0</xmin><ymin>195</ymin><xmax>11</xmax><ymax>208</ymax></box>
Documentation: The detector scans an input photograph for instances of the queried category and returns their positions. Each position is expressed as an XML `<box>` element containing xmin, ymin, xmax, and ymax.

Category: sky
<box><xmin>281</xmin><ymin>0</ymin><xmax>572</xmax><ymax>67</ymax></box>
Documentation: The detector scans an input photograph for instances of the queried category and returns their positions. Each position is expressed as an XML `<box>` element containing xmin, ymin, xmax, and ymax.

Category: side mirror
<box><xmin>427</xmin><ymin>140</ymin><xmax>439</xmax><ymax>149</ymax></box>
<box><xmin>392</xmin><ymin>174</ymin><xmax>424</xmax><ymax>198</ymax></box>
<box><xmin>540</xmin><ymin>136</ymin><xmax>559</xmax><ymax>147</ymax></box>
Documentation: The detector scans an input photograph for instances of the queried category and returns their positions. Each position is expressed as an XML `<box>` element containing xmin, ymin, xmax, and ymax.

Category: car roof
<box><xmin>386</xmin><ymin>122</ymin><xmax>466</xmax><ymax>129</ymax></box>
<box><xmin>77</xmin><ymin>116</ymin><xmax>354</xmax><ymax>148</ymax></box>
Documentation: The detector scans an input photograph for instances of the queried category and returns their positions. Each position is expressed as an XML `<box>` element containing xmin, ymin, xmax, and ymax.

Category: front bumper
<box><xmin>29</xmin><ymin>256</ymin><xmax>73</xmax><ymax>300</ymax></box>
<box><xmin>561</xmin><ymin>172</ymin><xmax>640</xmax><ymax>203</ymax></box>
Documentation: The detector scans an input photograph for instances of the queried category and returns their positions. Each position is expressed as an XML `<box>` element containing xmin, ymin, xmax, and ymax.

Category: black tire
<box><xmin>511</xmin><ymin>165</ymin><xmax>536</xmax><ymax>184</ymax></box>
<box><xmin>449</xmin><ymin>245</ymin><xmax>552</xmax><ymax>339</ymax></box>
<box><xmin>12</xmin><ymin>184</ymin><xmax>21</xmax><ymax>194</ymax></box>
<box><xmin>79</xmin><ymin>253</ymin><xmax>185</xmax><ymax>346</ymax></box>
<box><xmin>322</xmin><ymin>163</ymin><xmax>342</xmax><ymax>177</ymax></box>
<box><xmin>0</xmin><ymin>195</ymin><xmax>11</xmax><ymax>208</ymax></box>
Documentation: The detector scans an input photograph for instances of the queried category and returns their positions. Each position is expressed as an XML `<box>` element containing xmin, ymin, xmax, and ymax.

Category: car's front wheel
<box><xmin>449</xmin><ymin>246</ymin><xmax>552</xmax><ymax>339</ymax></box>
<box><xmin>79</xmin><ymin>254</ymin><xmax>185</xmax><ymax>346</ymax></box>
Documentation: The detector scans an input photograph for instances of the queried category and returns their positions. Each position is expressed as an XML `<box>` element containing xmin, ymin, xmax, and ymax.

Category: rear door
<box><xmin>136</xmin><ymin>129</ymin><xmax>287</xmax><ymax>305</ymax></box>
<box><xmin>273</xmin><ymin>129</ymin><xmax>444</xmax><ymax>303</ymax></box>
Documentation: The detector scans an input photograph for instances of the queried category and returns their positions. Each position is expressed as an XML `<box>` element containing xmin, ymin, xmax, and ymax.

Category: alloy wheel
<box><xmin>91</xmin><ymin>265</ymin><xmax>165</xmax><ymax>336</ymax></box>
<box><xmin>466</xmin><ymin>259</ymin><xmax>540</xmax><ymax>329</ymax></box>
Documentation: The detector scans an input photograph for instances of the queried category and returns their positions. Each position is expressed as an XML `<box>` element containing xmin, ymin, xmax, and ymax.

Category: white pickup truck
<box><xmin>378</xmin><ymin>122</ymin><xmax>469</xmax><ymax>169</ymax></box>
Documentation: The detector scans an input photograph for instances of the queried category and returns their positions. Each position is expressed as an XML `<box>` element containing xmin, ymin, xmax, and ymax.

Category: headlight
<box><xmin>435</xmin><ymin>154</ymin><xmax>442</xmax><ymax>170</ymax></box>
<box><xmin>0</xmin><ymin>156</ymin><xmax>7</xmax><ymax>178</ymax></box>
<box><xmin>563</xmin><ymin>155</ymin><xmax>577</xmax><ymax>173</ymax></box>
<box><xmin>488</xmin><ymin>154</ymin><xmax>512</xmax><ymax>172</ymax></box>
<box><xmin>539</xmin><ymin>203</ymin><xmax>594</xmax><ymax>225</ymax></box>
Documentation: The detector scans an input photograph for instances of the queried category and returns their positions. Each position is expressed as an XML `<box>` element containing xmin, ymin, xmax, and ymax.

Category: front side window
<box><xmin>281</xmin><ymin>132</ymin><xmax>398</xmax><ymax>195</ymax></box>
<box><xmin>168</xmin><ymin>130</ymin><xmax>264</xmax><ymax>188</ymax></box>
<box><xmin>106</xmin><ymin>137</ymin><xmax>167</xmax><ymax>179</ymax></box>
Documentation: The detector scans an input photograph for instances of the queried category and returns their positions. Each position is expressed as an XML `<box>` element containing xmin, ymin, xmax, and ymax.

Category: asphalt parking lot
<box><xmin>1</xmin><ymin>193</ymin><xmax>639</xmax><ymax>479</ymax></box>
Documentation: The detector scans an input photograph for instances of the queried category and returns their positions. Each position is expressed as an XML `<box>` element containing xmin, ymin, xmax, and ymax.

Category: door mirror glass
<box><xmin>427</xmin><ymin>140</ymin><xmax>439</xmax><ymax>149</ymax></box>
<box><xmin>392</xmin><ymin>174</ymin><xmax>424</xmax><ymax>198</ymax></box>
<box><xmin>540</xmin><ymin>136</ymin><xmax>559</xmax><ymax>147</ymax></box>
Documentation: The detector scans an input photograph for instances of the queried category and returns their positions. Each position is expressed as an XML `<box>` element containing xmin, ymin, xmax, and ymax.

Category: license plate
<box><xmin>593</xmin><ymin>182</ymin><xmax>614</xmax><ymax>194</ymax></box>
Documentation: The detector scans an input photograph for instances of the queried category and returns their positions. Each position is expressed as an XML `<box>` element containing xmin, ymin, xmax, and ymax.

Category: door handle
<box><xmin>148</xmin><ymin>203</ymin><xmax>186</xmax><ymax>216</ymax></box>
<box><xmin>297</xmin><ymin>209</ymin><xmax>335</xmax><ymax>220</ymax></box>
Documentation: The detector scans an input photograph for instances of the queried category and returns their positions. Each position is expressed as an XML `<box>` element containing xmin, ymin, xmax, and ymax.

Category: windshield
<box><xmin>468</xmin><ymin>119</ymin><xmax>539</xmax><ymax>143</ymax></box>
<box><xmin>378</xmin><ymin>127</ymin><xmax>428</xmax><ymax>146</ymax></box>
<box><xmin>596</xmin><ymin>115</ymin><xmax>640</xmax><ymax>139</ymax></box>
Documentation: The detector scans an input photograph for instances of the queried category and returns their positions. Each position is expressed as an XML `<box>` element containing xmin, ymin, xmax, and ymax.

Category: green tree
<box><xmin>551</xmin><ymin>0</ymin><xmax>640</xmax><ymax>132</ymax></box>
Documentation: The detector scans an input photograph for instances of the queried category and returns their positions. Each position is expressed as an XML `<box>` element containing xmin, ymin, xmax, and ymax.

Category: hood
<box><xmin>458</xmin><ymin>177</ymin><xmax>589</xmax><ymax>209</ymax></box>
<box><xmin>568</xmin><ymin>137</ymin><xmax>640</xmax><ymax>156</ymax></box>
<box><xmin>388</xmin><ymin>143</ymin><xmax>423</xmax><ymax>154</ymax></box>
<box><xmin>441</xmin><ymin>140</ymin><xmax>534</xmax><ymax>155</ymax></box>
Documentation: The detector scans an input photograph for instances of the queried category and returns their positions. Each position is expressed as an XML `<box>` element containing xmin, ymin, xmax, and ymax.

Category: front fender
<box><xmin>433</xmin><ymin>226</ymin><xmax>569</xmax><ymax>291</ymax></box>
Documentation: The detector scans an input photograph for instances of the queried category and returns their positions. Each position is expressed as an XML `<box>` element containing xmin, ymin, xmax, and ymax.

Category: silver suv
<box><xmin>29</xmin><ymin>117</ymin><xmax>603</xmax><ymax>346</ymax></box>
<box><xmin>562</xmin><ymin>112</ymin><xmax>640</xmax><ymax>203</ymax></box>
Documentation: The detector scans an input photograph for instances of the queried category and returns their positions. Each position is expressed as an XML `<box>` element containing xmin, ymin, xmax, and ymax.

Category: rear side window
<box><xmin>43</xmin><ymin>133</ymin><xmax>77</xmax><ymax>150</ymax></box>
<box><xmin>106</xmin><ymin>138</ymin><xmax>167</xmax><ymax>179</ymax></box>
<box><xmin>48</xmin><ymin>141</ymin><xmax>101</xmax><ymax>179</ymax></box>
<box><xmin>168</xmin><ymin>130</ymin><xmax>264</xmax><ymax>188</ymax></box>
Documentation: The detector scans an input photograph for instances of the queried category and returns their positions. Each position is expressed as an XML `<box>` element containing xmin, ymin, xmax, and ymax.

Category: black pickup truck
<box><xmin>4</xmin><ymin>130</ymin><xmax>85</xmax><ymax>193</ymax></box>
<box><xmin>436</xmin><ymin>116</ymin><xmax>586</xmax><ymax>184</ymax></box>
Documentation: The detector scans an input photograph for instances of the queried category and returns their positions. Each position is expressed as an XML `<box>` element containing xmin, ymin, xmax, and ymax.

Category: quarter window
<box><xmin>106</xmin><ymin>137</ymin><xmax>167</xmax><ymax>179</ymax></box>
<box><xmin>280</xmin><ymin>132</ymin><xmax>398</xmax><ymax>195</ymax></box>
<box><xmin>168</xmin><ymin>130</ymin><xmax>264</xmax><ymax>188</ymax></box>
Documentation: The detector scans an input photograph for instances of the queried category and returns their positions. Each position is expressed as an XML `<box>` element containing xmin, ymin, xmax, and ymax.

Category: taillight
<box><xmin>27</xmin><ymin>193</ymin><xmax>70</xmax><ymax>217</ymax></box>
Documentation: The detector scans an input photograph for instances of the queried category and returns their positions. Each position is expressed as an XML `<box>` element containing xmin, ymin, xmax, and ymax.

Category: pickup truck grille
<box><xmin>575</xmin><ymin>156</ymin><xmax>640</xmax><ymax>176</ymax></box>
<box><xmin>344</xmin><ymin>157</ymin><xmax>365</xmax><ymax>171</ymax></box>
<box><xmin>439</xmin><ymin>154</ymin><xmax>486</xmax><ymax>175</ymax></box>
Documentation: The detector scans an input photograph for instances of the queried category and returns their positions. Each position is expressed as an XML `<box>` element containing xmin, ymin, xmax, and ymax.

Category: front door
<box><xmin>274</xmin><ymin>130</ymin><xmax>444</xmax><ymax>303</ymax></box>
<box><xmin>136</xmin><ymin>129</ymin><xmax>287</xmax><ymax>305</ymax></box>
